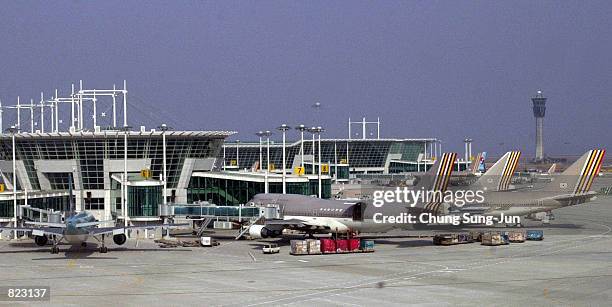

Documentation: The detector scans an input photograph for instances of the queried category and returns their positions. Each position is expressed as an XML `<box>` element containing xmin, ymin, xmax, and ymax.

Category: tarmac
<box><xmin>0</xmin><ymin>191</ymin><xmax>611</xmax><ymax>306</ymax></box>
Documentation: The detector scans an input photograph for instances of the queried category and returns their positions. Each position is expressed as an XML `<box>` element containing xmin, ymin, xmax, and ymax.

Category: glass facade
<box><xmin>0</xmin><ymin>133</ymin><xmax>226</xmax><ymax>191</ymax></box>
<box><xmin>128</xmin><ymin>186</ymin><xmax>162</xmax><ymax>217</ymax></box>
<box><xmin>187</xmin><ymin>176</ymin><xmax>329</xmax><ymax>206</ymax></box>
<box><xmin>0</xmin><ymin>196</ymin><xmax>71</xmax><ymax>218</ymax></box>
<box><xmin>222</xmin><ymin>139</ymin><xmax>429</xmax><ymax>172</ymax></box>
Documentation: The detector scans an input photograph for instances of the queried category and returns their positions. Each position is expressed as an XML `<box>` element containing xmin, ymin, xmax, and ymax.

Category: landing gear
<box><xmin>99</xmin><ymin>234</ymin><xmax>108</xmax><ymax>253</ymax></box>
<box><xmin>50</xmin><ymin>236</ymin><xmax>60</xmax><ymax>254</ymax></box>
<box><xmin>81</xmin><ymin>242</ymin><xmax>87</xmax><ymax>247</ymax></box>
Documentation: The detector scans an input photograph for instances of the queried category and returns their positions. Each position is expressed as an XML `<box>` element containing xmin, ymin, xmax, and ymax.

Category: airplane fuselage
<box><xmin>63</xmin><ymin>211</ymin><xmax>96</xmax><ymax>244</ymax></box>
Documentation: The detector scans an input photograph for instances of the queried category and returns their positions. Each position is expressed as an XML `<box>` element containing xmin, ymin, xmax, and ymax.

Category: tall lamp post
<box><xmin>309</xmin><ymin>127</ymin><xmax>324</xmax><ymax>198</ymax></box>
<box><xmin>295</xmin><ymin>125</ymin><xmax>307</xmax><ymax>168</ymax></box>
<box><xmin>255</xmin><ymin>131</ymin><xmax>265</xmax><ymax>172</ymax></box>
<box><xmin>6</xmin><ymin>126</ymin><xmax>18</xmax><ymax>239</ymax></box>
<box><xmin>277</xmin><ymin>124</ymin><xmax>290</xmax><ymax>194</ymax></box>
<box><xmin>310</xmin><ymin>127</ymin><xmax>317</xmax><ymax>175</ymax></box>
<box><xmin>157</xmin><ymin>124</ymin><xmax>171</xmax><ymax>205</ymax></box>
<box><xmin>120</xmin><ymin>126</ymin><xmax>132</xmax><ymax>229</ymax></box>
<box><xmin>158</xmin><ymin>124</ymin><xmax>172</xmax><ymax>239</ymax></box>
<box><xmin>262</xmin><ymin>131</ymin><xmax>273</xmax><ymax>193</ymax></box>
<box><xmin>235</xmin><ymin>140</ymin><xmax>240</xmax><ymax>170</ymax></box>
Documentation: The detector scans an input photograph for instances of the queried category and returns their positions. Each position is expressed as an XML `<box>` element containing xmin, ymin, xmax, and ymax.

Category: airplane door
<box><xmin>352</xmin><ymin>202</ymin><xmax>364</xmax><ymax>221</ymax></box>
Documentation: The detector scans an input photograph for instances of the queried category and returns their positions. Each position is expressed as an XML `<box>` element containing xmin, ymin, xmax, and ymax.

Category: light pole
<box><xmin>120</xmin><ymin>126</ymin><xmax>132</xmax><ymax>229</ymax></box>
<box><xmin>158</xmin><ymin>124</ymin><xmax>171</xmax><ymax>239</ymax></box>
<box><xmin>6</xmin><ymin>127</ymin><xmax>18</xmax><ymax>239</ymax></box>
<box><xmin>235</xmin><ymin>140</ymin><xmax>240</xmax><ymax>170</ymax></box>
<box><xmin>261</xmin><ymin>131</ymin><xmax>273</xmax><ymax>193</ymax></box>
<box><xmin>295</xmin><ymin>125</ymin><xmax>307</xmax><ymax>168</ymax></box>
<box><xmin>310</xmin><ymin>126</ymin><xmax>316</xmax><ymax>175</ymax></box>
<box><xmin>309</xmin><ymin>127</ymin><xmax>324</xmax><ymax>198</ymax></box>
<box><xmin>277</xmin><ymin>124</ymin><xmax>290</xmax><ymax>194</ymax></box>
<box><xmin>255</xmin><ymin>131</ymin><xmax>265</xmax><ymax>172</ymax></box>
<box><xmin>158</xmin><ymin>124</ymin><xmax>171</xmax><ymax>205</ymax></box>
<box><xmin>317</xmin><ymin>127</ymin><xmax>324</xmax><ymax>198</ymax></box>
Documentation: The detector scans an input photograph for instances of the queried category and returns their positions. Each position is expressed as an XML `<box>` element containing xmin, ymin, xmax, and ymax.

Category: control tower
<box><xmin>531</xmin><ymin>90</ymin><xmax>547</xmax><ymax>162</ymax></box>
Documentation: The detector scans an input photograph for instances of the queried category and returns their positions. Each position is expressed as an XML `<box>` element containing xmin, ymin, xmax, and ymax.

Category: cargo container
<box><xmin>306</xmin><ymin>239</ymin><xmax>321</xmax><ymax>254</ymax></box>
<box><xmin>290</xmin><ymin>240</ymin><xmax>309</xmax><ymax>255</ymax></box>
<box><xmin>291</xmin><ymin>238</ymin><xmax>374</xmax><ymax>256</ymax></box>
<box><xmin>526</xmin><ymin>230</ymin><xmax>544</xmax><ymax>240</ymax></box>
<box><xmin>481</xmin><ymin>232</ymin><xmax>504</xmax><ymax>246</ymax></box>
<box><xmin>320</xmin><ymin>238</ymin><xmax>337</xmax><ymax>254</ymax></box>
<box><xmin>336</xmin><ymin>239</ymin><xmax>349</xmax><ymax>252</ymax></box>
<box><xmin>458</xmin><ymin>233</ymin><xmax>473</xmax><ymax>243</ymax></box>
<box><xmin>348</xmin><ymin>239</ymin><xmax>360</xmax><ymax>251</ymax></box>
<box><xmin>470</xmin><ymin>231</ymin><xmax>483</xmax><ymax>242</ymax></box>
<box><xmin>433</xmin><ymin>233</ymin><xmax>473</xmax><ymax>245</ymax></box>
<box><xmin>360</xmin><ymin>240</ymin><xmax>375</xmax><ymax>252</ymax></box>
<box><xmin>500</xmin><ymin>232</ymin><xmax>509</xmax><ymax>245</ymax></box>
<box><xmin>508</xmin><ymin>231</ymin><xmax>526</xmax><ymax>243</ymax></box>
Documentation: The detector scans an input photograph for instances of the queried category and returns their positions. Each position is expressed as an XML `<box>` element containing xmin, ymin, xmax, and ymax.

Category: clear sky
<box><xmin>0</xmin><ymin>1</ymin><xmax>610</xmax><ymax>156</ymax></box>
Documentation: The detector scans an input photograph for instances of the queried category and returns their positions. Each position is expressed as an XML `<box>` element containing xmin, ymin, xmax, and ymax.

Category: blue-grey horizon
<box><xmin>0</xmin><ymin>1</ymin><xmax>610</xmax><ymax>157</ymax></box>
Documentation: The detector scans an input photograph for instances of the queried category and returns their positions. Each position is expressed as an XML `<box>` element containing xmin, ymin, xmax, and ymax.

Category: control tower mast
<box><xmin>531</xmin><ymin>90</ymin><xmax>547</xmax><ymax>162</ymax></box>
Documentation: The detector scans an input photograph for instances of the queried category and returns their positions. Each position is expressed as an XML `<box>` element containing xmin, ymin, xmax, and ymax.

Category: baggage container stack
<box><xmin>306</xmin><ymin>239</ymin><xmax>321</xmax><ymax>255</ymax></box>
<box><xmin>526</xmin><ymin>230</ymin><xmax>544</xmax><ymax>240</ymax></box>
<box><xmin>500</xmin><ymin>232</ymin><xmax>510</xmax><ymax>245</ymax></box>
<box><xmin>433</xmin><ymin>233</ymin><xmax>473</xmax><ymax>246</ymax></box>
<box><xmin>290</xmin><ymin>240</ymin><xmax>309</xmax><ymax>255</ymax></box>
<box><xmin>290</xmin><ymin>238</ymin><xmax>375</xmax><ymax>255</ymax></box>
<box><xmin>481</xmin><ymin>232</ymin><xmax>504</xmax><ymax>246</ymax></box>
<box><xmin>508</xmin><ymin>231</ymin><xmax>526</xmax><ymax>243</ymax></box>
<box><xmin>360</xmin><ymin>240</ymin><xmax>375</xmax><ymax>252</ymax></box>
<box><xmin>320</xmin><ymin>238</ymin><xmax>337</xmax><ymax>254</ymax></box>
<box><xmin>470</xmin><ymin>231</ymin><xmax>483</xmax><ymax>242</ymax></box>
<box><xmin>335</xmin><ymin>239</ymin><xmax>349</xmax><ymax>253</ymax></box>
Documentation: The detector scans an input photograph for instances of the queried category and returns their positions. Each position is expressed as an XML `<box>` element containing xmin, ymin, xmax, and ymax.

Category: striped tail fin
<box><xmin>469</xmin><ymin>152</ymin><xmax>484</xmax><ymax>174</ymax></box>
<box><xmin>546</xmin><ymin>149</ymin><xmax>605</xmax><ymax>195</ymax></box>
<box><xmin>474</xmin><ymin>151</ymin><xmax>521</xmax><ymax>191</ymax></box>
<box><xmin>419</xmin><ymin>152</ymin><xmax>457</xmax><ymax>215</ymax></box>
<box><xmin>572</xmin><ymin>149</ymin><xmax>605</xmax><ymax>195</ymax></box>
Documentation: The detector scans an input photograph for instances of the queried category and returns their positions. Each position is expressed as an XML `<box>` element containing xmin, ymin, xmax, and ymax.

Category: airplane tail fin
<box><xmin>469</xmin><ymin>152</ymin><xmax>484</xmax><ymax>174</ymax></box>
<box><xmin>416</xmin><ymin>152</ymin><xmax>457</xmax><ymax>214</ymax></box>
<box><xmin>474</xmin><ymin>151</ymin><xmax>521</xmax><ymax>191</ymax></box>
<box><xmin>546</xmin><ymin>149</ymin><xmax>605</xmax><ymax>195</ymax></box>
<box><xmin>415</xmin><ymin>152</ymin><xmax>457</xmax><ymax>191</ymax></box>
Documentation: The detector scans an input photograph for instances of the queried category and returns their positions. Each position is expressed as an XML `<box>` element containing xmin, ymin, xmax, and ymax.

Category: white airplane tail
<box><xmin>474</xmin><ymin>151</ymin><xmax>521</xmax><ymax>191</ymax></box>
<box><xmin>545</xmin><ymin>149</ymin><xmax>605</xmax><ymax>195</ymax></box>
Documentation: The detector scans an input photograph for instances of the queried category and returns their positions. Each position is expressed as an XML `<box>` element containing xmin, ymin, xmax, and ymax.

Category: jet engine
<box><xmin>113</xmin><ymin>234</ymin><xmax>127</xmax><ymax>245</ymax></box>
<box><xmin>249</xmin><ymin>225</ymin><xmax>278</xmax><ymax>239</ymax></box>
<box><xmin>34</xmin><ymin>235</ymin><xmax>48</xmax><ymax>246</ymax></box>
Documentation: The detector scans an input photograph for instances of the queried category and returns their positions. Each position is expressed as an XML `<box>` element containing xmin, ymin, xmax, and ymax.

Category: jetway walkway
<box><xmin>158</xmin><ymin>202</ymin><xmax>280</xmax><ymax>238</ymax></box>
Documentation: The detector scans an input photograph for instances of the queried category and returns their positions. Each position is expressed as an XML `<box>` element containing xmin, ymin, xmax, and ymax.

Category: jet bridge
<box><xmin>159</xmin><ymin>202</ymin><xmax>280</xmax><ymax>236</ymax></box>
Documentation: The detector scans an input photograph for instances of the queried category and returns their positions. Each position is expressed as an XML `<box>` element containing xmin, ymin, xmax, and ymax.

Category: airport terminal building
<box><xmin>0</xmin><ymin>129</ymin><xmax>233</xmax><ymax>223</ymax></box>
<box><xmin>221</xmin><ymin>138</ymin><xmax>440</xmax><ymax>179</ymax></box>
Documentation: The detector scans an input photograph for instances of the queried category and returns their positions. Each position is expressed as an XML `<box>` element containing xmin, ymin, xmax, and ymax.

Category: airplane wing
<box><xmin>89</xmin><ymin>224</ymin><xmax>189</xmax><ymax>236</ymax></box>
<box><xmin>75</xmin><ymin>221</ymin><xmax>114</xmax><ymax>228</ymax></box>
<box><xmin>262</xmin><ymin>218</ymin><xmax>334</xmax><ymax>232</ymax></box>
<box><xmin>551</xmin><ymin>192</ymin><xmax>596</xmax><ymax>203</ymax></box>
<box><xmin>263</xmin><ymin>219</ymin><xmax>311</xmax><ymax>228</ymax></box>
<box><xmin>24</xmin><ymin>221</ymin><xmax>66</xmax><ymax>228</ymax></box>
<box><xmin>0</xmin><ymin>226</ymin><xmax>64</xmax><ymax>236</ymax></box>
